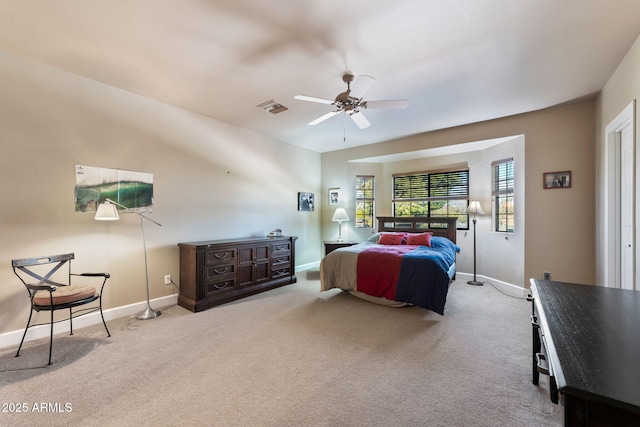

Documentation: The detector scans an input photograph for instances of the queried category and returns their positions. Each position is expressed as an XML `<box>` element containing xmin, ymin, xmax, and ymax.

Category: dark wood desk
<box><xmin>529</xmin><ymin>279</ymin><xmax>640</xmax><ymax>426</ymax></box>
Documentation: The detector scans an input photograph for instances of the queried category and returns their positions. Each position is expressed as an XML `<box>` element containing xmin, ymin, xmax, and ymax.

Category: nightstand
<box><xmin>324</xmin><ymin>241</ymin><xmax>358</xmax><ymax>255</ymax></box>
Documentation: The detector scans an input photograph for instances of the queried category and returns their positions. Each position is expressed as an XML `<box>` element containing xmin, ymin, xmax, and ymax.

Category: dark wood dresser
<box><xmin>178</xmin><ymin>236</ymin><xmax>297</xmax><ymax>312</ymax></box>
<box><xmin>529</xmin><ymin>279</ymin><xmax>640</xmax><ymax>426</ymax></box>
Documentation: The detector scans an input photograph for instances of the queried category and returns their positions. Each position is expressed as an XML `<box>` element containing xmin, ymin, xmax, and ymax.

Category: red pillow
<box><xmin>378</xmin><ymin>233</ymin><xmax>407</xmax><ymax>245</ymax></box>
<box><xmin>405</xmin><ymin>232</ymin><xmax>432</xmax><ymax>246</ymax></box>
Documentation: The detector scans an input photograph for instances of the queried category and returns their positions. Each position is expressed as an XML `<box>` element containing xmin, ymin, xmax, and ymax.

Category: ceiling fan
<box><xmin>294</xmin><ymin>73</ymin><xmax>409</xmax><ymax>129</ymax></box>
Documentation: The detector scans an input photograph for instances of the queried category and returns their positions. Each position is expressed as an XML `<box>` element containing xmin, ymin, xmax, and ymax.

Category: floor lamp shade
<box><xmin>467</xmin><ymin>200</ymin><xmax>486</xmax><ymax>216</ymax></box>
<box><xmin>332</xmin><ymin>207</ymin><xmax>350</xmax><ymax>242</ymax></box>
<box><xmin>94</xmin><ymin>198</ymin><xmax>162</xmax><ymax>319</ymax></box>
<box><xmin>94</xmin><ymin>201</ymin><xmax>120</xmax><ymax>220</ymax></box>
<box><xmin>467</xmin><ymin>200</ymin><xmax>485</xmax><ymax>286</ymax></box>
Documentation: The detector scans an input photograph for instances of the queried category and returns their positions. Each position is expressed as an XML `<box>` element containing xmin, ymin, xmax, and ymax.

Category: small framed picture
<box><xmin>328</xmin><ymin>187</ymin><xmax>340</xmax><ymax>206</ymax></box>
<box><xmin>543</xmin><ymin>171</ymin><xmax>571</xmax><ymax>189</ymax></box>
<box><xmin>298</xmin><ymin>192</ymin><xmax>314</xmax><ymax>211</ymax></box>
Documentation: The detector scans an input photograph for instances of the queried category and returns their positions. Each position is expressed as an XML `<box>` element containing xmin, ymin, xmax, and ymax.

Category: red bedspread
<box><xmin>356</xmin><ymin>245</ymin><xmax>417</xmax><ymax>300</ymax></box>
<box><xmin>354</xmin><ymin>240</ymin><xmax>457</xmax><ymax>314</ymax></box>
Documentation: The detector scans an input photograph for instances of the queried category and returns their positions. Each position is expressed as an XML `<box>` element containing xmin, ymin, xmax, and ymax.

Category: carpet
<box><xmin>0</xmin><ymin>270</ymin><xmax>562</xmax><ymax>426</ymax></box>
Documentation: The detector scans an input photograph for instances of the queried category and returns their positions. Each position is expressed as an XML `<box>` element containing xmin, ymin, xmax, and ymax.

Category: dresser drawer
<box><xmin>272</xmin><ymin>254</ymin><xmax>290</xmax><ymax>266</ymax></box>
<box><xmin>204</xmin><ymin>264</ymin><xmax>235</xmax><ymax>280</ymax></box>
<box><xmin>206</xmin><ymin>278</ymin><xmax>236</xmax><ymax>295</ymax></box>
<box><xmin>204</xmin><ymin>247</ymin><xmax>236</xmax><ymax>265</ymax></box>
<box><xmin>272</xmin><ymin>266</ymin><xmax>291</xmax><ymax>279</ymax></box>
<box><xmin>271</xmin><ymin>242</ymin><xmax>291</xmax><ymax>256</ymax></box>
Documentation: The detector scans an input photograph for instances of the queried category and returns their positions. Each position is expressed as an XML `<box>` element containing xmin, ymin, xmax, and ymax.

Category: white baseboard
<box><xmin>0</xmin><ymin>294</ymin><xmax>178</xmax><ymax>350</ymax></box>
<box><xmin>455</xmin><ymin>273</ymin><xmax>528</xmax><ymax>297</ymax></box>
<box><xmin>1</xmin><ymin>271</ymin><xmax>524</xmax><ymax>350</ymax></box>
<box><xmin>296</xmin><ymin>261</ymin><xmax>320</xmax><ymax>272</ymax></box>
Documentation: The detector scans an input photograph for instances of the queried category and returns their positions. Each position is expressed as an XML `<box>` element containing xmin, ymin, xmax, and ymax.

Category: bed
<box><xmin>320</xmin><ymin>216</ymin><xmax>460</xmax><ymax>314</ymax></box>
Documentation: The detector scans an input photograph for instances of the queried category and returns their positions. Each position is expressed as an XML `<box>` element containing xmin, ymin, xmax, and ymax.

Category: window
<box><xmin>392</xmin><ymin>169</ymin><xmax>469</xmax><ymax>229</ymax></box>
<box><xmin>492</xmin><ymin>158</ymin><xmax>514</xmax><ymax>232</ymax></box>
<box><xmin>355</xmin><ymin>175</ymin><xmax>375</xmax><ymax>228</ymax></box>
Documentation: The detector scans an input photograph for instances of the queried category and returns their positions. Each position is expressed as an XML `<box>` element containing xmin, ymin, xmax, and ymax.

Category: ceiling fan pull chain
<box><xmin>343</xmin><ymin>111</ymin><xmax>346</xmax><ymax>142</ymax></box>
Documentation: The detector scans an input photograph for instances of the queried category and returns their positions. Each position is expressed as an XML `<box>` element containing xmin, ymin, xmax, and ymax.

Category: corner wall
<box><xmin>596</xmin><ymin>34</ymin><xmax>640</xmax><ymax>287</ymax></box>
<box><xmin>322</xmin><ymin>101</ymin><xmax>596</xmax><ymax>287</ymax></box>
<box><xmin>0</xmin><ymin>52</ymin><xmax>321</xmax><ymax>335</ymax></box>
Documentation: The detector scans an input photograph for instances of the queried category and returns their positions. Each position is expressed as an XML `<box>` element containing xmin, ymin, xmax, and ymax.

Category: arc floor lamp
<box><xmin>467</xmin><ymin>200</ymin><xmax>485</xmax><ymax>286</ymax></box>
<box><xmin>95</xmin><ymin>198</ymin><xmax>162</xmax><ymax>320</ymax></box>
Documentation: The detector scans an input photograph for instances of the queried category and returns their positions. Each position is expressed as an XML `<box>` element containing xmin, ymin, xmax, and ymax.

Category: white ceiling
<box><xmin>1</xmin><ymin>0</ymin><xmax>639</xmax><ymax>153</ymax></box>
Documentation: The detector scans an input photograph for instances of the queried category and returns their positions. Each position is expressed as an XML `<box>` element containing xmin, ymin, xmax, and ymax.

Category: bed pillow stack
<box><xmin>375</xmin><ymin>232</ymin><xmax>433</xmax><ymax>246</ymax></box>
<box><xmin>378</xmin><ymin>232</ymin><xmax>407</xmax><ymax>245</ymax></box>
<box><xmin>405</xmin><ymin>232</ymin><xmax>432</xmax><ymax>246</ymax></box>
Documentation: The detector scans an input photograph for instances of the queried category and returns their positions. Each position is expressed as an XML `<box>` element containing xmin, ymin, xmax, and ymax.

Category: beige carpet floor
<box><xmin>0</xmin><ymin>270</ymin><xmax>562</xmax><ymax>426</ymax></box>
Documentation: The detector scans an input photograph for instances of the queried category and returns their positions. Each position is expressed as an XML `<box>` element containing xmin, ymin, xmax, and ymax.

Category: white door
<box><xmin>604</xmin><ymin>101</ymin><xmax>635</xmax><ymax>290</ymax></box>
<box><xmin>620</xmin><ymin>125</ymin><xmax>634</xmax><ymax>290</ymax></box>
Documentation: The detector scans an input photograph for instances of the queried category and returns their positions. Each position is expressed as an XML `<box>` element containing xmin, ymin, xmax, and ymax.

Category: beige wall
<box><xmin>0</xmin><ymin>52</ymin><xmax>322</xmax><ymax>335</ymax></box>
<box><xmin>6</xmin><ymin>30</ymin><xmax>637</xmax><ymax>337</ymax></box>
<box><xmin>322</xmin><ymin>101</ymin><xmax>596</xmax><ymax>288</ymax></box>
<box><xmin>596</xmin><ymin>34</ymin><xmax>640</xmax><ymax>287</ymax></box>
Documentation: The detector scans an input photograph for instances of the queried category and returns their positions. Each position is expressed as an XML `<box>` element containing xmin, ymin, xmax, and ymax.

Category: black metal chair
<box><xmin>12</xmin><ymin>253</ymin><xmax>111</xmax><ymax>365</ymax></box>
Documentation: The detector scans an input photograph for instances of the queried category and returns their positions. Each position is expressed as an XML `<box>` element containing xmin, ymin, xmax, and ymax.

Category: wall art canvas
<box><xmin>75</xmin><ymin>165</ymin><xmax>154</xmax><ymax>213</ymax></box>
<box><xmin>298</xmin><ymin>192</ymin><xmax>315</xmax><ymax>211</ymax></box>
<box><xmin>328</xmin><ymin>187</ymin><xmax>340</xmax><ymax>206</ymax></box>
<box><xmin>543</xmin><ymin>171</ymin><xmax>571</xmax><ymax>189</ymax></box>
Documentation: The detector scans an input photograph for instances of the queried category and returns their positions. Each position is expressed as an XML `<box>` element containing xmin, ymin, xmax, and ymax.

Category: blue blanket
<box><xmin>357</xmin><ymin>237</ymin><xmax>460</xmax><ymax>314</ymax></box>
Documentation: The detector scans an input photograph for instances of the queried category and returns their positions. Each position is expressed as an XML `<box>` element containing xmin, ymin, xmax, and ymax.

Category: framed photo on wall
<box><xmin>328</xmin><ymin>187</ymin><xmax>340</xmax><ymax>206</ymax></box>
<box><xmin>543</xmin><ymin>171</ymin><xmax>571</xmax><ymax>189</ymax></box>
<box><xmin>298</xmin><ymin>192</ymin><xmax>314</xmax><ymax>211</ymax></box>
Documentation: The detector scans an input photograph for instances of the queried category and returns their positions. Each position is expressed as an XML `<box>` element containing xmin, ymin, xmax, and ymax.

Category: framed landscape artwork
<box><xmin>75</xmin><ymin>165</ymin><xmax>154</xmax><ymax>213</ymax></box>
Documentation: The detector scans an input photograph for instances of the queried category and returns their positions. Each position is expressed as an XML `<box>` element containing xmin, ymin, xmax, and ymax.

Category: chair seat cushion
<box><xmin>33</xmin><ymin>285</ymin><xmax>97</xmax><ymax>306</ymax></box>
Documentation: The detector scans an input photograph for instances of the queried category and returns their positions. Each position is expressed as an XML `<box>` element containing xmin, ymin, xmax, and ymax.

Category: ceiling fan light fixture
<box><xmin>294</xmin><ymin>73</ymin><xmax>408</xmax><ymax>128</ymax></box>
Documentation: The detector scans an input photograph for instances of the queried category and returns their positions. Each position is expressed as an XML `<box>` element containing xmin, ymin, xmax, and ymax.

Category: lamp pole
<box><xmin>105</xmin><ymin>199</ymin><xmax>162</xmax><ymax>319</ymax></box>
<box><xmin>467</xmin><ymin>200</ymin><xmax>484</xmax><ymax>286</ymax></box>
<box><xmin>467</xmin><ymin>217</ymin><xmax>483</xmax><ymax>285</ymax></box>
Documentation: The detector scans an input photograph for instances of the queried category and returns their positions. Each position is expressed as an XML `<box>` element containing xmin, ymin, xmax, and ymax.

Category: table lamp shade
<box><xmin>332</xmin><ymin>207</ymin><xmax>349</xmax><ymax>222</ymax></box>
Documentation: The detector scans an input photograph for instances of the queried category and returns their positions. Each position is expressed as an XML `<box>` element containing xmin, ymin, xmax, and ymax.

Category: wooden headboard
<box><xmin>377</xmin><ymin>216</ymin><xmax>457</xmax><ymax>244</ymax></box>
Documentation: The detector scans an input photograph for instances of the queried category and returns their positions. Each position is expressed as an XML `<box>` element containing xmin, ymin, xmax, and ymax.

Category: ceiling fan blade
<box><xmin>363</xmin><ymin>99</ymin><xmax>410</xmax><ymax>109</ymax></box>
<box><xmin>309</xmin><ymin>110</ymin><xmax>340</xmax><ymax>126</ymax></box>
<box><xmin>294</xmin><ymin>95</ymin><xmax>334</xmax><ymax>105</ymax></box>
<box><xmin>350</xmin><ymin>110</ymin><xmax>371</xmax><ymax>129</ymax></box>
<box><xmin>349</xmin><ymin>75</ymin><xmax>375</xmax><ymax>100</ymax></box>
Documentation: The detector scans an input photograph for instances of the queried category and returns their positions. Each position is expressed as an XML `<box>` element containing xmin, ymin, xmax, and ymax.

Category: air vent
<box><xmin>257</xmin><ymin>100</ymin><xmax>288</xmax><ymax>115</ymax></box>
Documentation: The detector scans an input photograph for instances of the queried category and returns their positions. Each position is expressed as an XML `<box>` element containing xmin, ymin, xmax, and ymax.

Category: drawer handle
<box><xmin>275</xmin><ymin>257</ymin><xmax>287</xmax><ymax>263</ymax></box>
<box><xmin>275</xmin><ymin>245</ymin><xmax>286</xmax><ymax>250</ymax></box>
<box><xmin>214</xmin><ymin>267</ymin><xmax>229</xmax><ymax>274</ymax></box>
<box><xmin>275</xmin><ymin>268</ymin><xmax>287</xmax><ymax>275</ymax></box>
<box><xmin>535</xmin><ymin>353</ymin><xmax>549</xmax><ymax>376</ymax></box>
<box><xmin>214</xmin><ymin>281</ymin><xmax>230</xmax><ymax>290</ymax></box>
<box><xmin>214</xmin><ymin>252</ymin><xmax>230</xmax><ymax>259</ymax></box>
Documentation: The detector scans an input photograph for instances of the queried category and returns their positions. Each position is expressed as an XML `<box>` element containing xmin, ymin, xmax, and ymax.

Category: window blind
<box><xmin>393</xmin><ymin>169</ymin><xmax>469</xmax><ymax>202</ymax></box>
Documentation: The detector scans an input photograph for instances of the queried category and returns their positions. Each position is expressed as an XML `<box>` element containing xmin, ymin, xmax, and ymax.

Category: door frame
<box><xmin>603</xmin><ymin>100</ymin><xmax>636</xmax><ymax>289</ymax></box>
